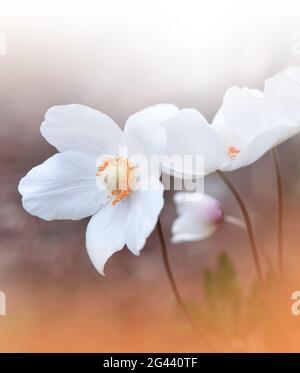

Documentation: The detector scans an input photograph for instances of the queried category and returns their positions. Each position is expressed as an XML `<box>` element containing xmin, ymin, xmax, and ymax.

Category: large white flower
<box><xmin>18</xmin><ymin>104</ymin><xmax>179</xmax><ymax>274</ymax></box>
<box><xmin>161</xmin><ymin>67</ymin><xmax>300</xmax><ymax>176</ymax></box>
<box><xmin>171</xmin><ymin>192</ymin><xmax>245</xmax><ymax>244</ymax></box>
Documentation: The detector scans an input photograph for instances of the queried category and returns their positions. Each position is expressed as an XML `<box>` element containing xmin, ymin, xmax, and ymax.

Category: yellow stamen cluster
<box><xmin>96</xmin><ymin>157</ymin><xmax>136</xmax><ymax>205</ymax></box>
<box><xmin>227</xmin><ymin>146</ymin><xmax>240</xmax><ymax>159</ymax></box>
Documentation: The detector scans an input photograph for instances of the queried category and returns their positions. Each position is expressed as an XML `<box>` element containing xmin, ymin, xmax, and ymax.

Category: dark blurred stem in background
<box><xmin>156</xmin><ymin>218</ymin><xmax>214</xmax><ymax>351</ymax></box>
<box><xmin>217</xmin><ymin>171</ymin><xmax>264</xmax><ymax>284</ymax></box>
<box><xmin>271</xmin><ymin>147</ymin><xmax>284</xmax><ymax>283</ymax></box>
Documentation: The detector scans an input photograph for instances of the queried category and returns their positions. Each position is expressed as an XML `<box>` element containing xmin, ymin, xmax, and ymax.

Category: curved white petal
<box><xmin>171</xmin><ymin>213</ymin><xmax>218</xmax><ymax>244</ymax></box>
<box><xmin>172</xmin><ymin>192</ymin><xmax>222</xmax><ymax>244</ymax></box>
<box><xmin>212</xmin><ymin>115</ymin><xmax>248</xmax><ymax>154</ymax></box>
<box><xmin>85</xmin><ymin>201</ymin><xmax>128</xmax><ymax>275</ymax></box>
<box><xmin>18</xmin><ymin>152</ymin><xmax>105</xmax><ymax>221</ymax></box>
<box><xmin>41</xmin><ymin>104</ymin><xmax>124</xmax><ymax>156</ymax></box>
<box><xmin>162</xmin><ymin>109</ymin><xmax>228</xmax><ymax>177</ymax></box>
<box><xmin>125</xmin><ymin>178</ymin><xmax>164</xmax><ymax>255</ymax></box>
<box><xmin>222</xmin><ymin>87</ymin><xmax>271</xmax><ymax>142</ymax></box>
<box><xmin>212</xmin><ymin>87</ymin><xmax>263</xmax><ymax>129</ymax></box>
<box><xmin>220</xmin><ymin>125</ymin><xmax>300</xmax><ymax>171</ymax></box>
<box><xmin>265</xmin><ymin>68</ymin><xmax>300</xmax><ymax>126</ymax></box>
<box><xmin>124</xmin><ymin>104</ymin><xmax>179</xmax><ymax>155</ymax></box>
<box><xmin>244</xmin><ymin>87</ymin><xmax>264</xmax><ymax>99</ymax></box>
<box><xmin>174</xmin><ymin>192</ymin><xmax>222</xmax><ymax>220</ymax></box>
<box><xmin>282</xmin><ymin>66</ymin><xmax>300</xmax><ymax>83</ymax></box>
<box><xmin>211</xmin><ymin>106</ymin><xmax>224</xmax><ymax>128</ymax></box>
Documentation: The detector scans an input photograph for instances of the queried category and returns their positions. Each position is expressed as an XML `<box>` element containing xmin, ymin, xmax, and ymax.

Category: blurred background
<box><xmin>1</xmin><ymin>0</ymin><xmax>300</xmax><ymax>351</ymax></box>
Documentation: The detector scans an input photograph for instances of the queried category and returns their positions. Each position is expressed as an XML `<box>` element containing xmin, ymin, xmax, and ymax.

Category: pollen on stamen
<box><xmin>96</xmin><ymin>157</ymin><xmax>136</xmax><ymax>205</ymax></box>
<box><xmin>96</xmin><ymin>160</ymin><xmax>110</xmax><ymax>176</ymax></box>
<box><xmin>227</xmin><ymin>146</ymin><xmax>240</xmax><ymax>159</ymax></box>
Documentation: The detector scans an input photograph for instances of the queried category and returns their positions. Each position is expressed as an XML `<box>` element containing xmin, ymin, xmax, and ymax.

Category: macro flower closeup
<box><xmin>161</xmin><ymin>67</ymin><xmax>300</xmax><ymax>176</ymax></box>
<box><xmin>18</xmin><ymin>103</ymin><xmax>178</xmax><ymax>274</ymax></box>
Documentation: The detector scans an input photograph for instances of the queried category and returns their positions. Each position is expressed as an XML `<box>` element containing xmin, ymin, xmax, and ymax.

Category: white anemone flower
<box><xmin>161</xmin><ymin>67</ymin><xmax>300</xmax><ymax>176</ymax></box>
<box><xmin>171</xmin><ymin>192</ymin><xmax>245</xmax><ymax>244</ymax></box>
<box><xmin>18</xmin><ymin>104</ymin><xmax>179</xmax><ymax>274</ymax></box>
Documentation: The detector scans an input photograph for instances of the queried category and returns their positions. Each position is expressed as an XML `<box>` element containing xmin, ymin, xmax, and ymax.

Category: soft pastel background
<box><xmin>1</xmin><ymin>0</ymin><xmax>300</xmax><ymax>351</ymax></box>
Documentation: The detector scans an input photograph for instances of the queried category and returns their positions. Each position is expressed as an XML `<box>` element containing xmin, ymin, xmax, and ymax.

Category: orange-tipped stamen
<box><xmin>228</xmin><ymin>146</ymin><xmax>240</xmax><ymax>159</ymax></box>
<box><xmin>96</xmin><ymin>157</ymin><xmax>136</xmax><ymax>205</ymax></box>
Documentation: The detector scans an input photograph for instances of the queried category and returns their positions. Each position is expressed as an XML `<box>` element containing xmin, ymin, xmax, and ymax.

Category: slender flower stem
<box><xmin>271</xmin><ymin>147</ymin><xmax>284</xmax><ymax>282</ymax></box>
<box><xmin>156</xmin><ymin>218</ymin><xmax>214</xmax><ymax>351</ymax></box>
<box><xmin>217</xmin><ymin>171</ymin><xmax>264</xmax><ymax>283</ymax></box>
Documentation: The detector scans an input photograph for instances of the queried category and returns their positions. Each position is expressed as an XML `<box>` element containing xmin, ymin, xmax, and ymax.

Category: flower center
<box><xmin>227</xmin><ymin>146</ymin><xmax>240</xmax><ymax>159</ymax></box>
<box><xmin>96</xmin><ymin>157</ymin><xmax>136</xmax><ymax>205</ymax></box>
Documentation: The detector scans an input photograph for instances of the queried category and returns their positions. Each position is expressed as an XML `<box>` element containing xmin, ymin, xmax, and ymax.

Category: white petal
<box><xmin>212</xmin><ymin>87</ymin><xmax>263</xmax><ymax>129</ymax></box>
<box><xmin>85</xmin><ymin>201</ymin><xmax>128</xmax><ymax>275</ymax></box>
<box><xmin>282</xmin><ymin>66</ymin><xmax>300</xmax><ymax>83</ymax></box>
<box><xmin>174</xmin><ymin>192</ymin><xmax>222</xmax><ymax>220</ymax></box>
<box><xmin>220</xmin><ymin>125</ymin><xmax>300</xmax><ymax>171</ymax></box>
<box><xmin>124</xmin><ymin>104</ymin><xmax>179</xmax><ymax>155</ymax></box>
<box><xmin>265</xmin><ymin>68</ymin><xmax>300</xmax><ymax>126</ymax></box>
<box><xmin>245</xmin><ymin>88</ymin><xmax>264</xmax><ymax>99</ymax></box>
<box><xmin>172</xmin><ymin>192</ymin><xmax>222</xmax><ymax>244</ymax></box>
<box><xmin>162</xmin><ymin>109</ymin><xmax>228</xmax><ymax>177</ymax></box>
<box><xmin>211</xmin><ymin>106</ymin><xmax>224</xmax><ymax>128</ymax></box>
<box><xmin>211</xmin><ymin>120</ymin><xmax>246</xmax><ymax>153</ymax></box>
<box><xmin>125</xmin><ymin>178</ymin><xmax>164</xmax><ymax>255</ymax></box>
<box><xmin>41</xmin><ymin>104</ymin><xmax>124</xmax><ymax>156</ymax></box>
<box><xmin>221</xmin><ymin>87</ymin><xmax>271</xmax><ymax>142</ymax></box>
<box><xmin>18</xmin><ymin>152</ymin><xmax>105</xmax><ymax>220</ymax></box>
<box><xmin>171</xmin><ymin>213</ymin><xmax>218</xmax><ymax>244</ymax></box>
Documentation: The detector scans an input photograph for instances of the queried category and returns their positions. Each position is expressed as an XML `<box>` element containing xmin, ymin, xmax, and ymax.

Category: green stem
<box><xmin>271</xmin><ymin>147</ymin><xmax>284</xmax><ymax>282</ymax></box>
<box><xmin>157</xmin><ymin>218</ymin><xmax>214</xmax><ymax>351</ymax></box>
<box><xmin>217</xmin><ymin>171</ymin><xmax>264</xmax><ymax>283</ymax></box>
